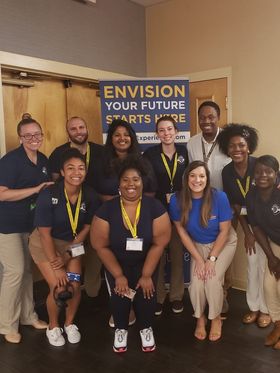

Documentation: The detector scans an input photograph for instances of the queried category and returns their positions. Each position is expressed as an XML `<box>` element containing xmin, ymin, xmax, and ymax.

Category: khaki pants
<box><xmin>246</xmin><ymin>241</ymin><xmax>268</xmax><ymax>313</ymax></box>
<box><xmin>156</xmin><ymin>225</ymin><xmax>184</xmax><ymax>304</ymax></box>
<box><xmin>264</xmin><ymin>240</ymin><xmax>280</xmax><ymax>322</ymax></box>
<box><xmin>189</xmin><ymin>227</ymin><xmax>237</xmax><ymax>320</ymax></box>
<box><xmin>83</xmin><ymin>242</ymin><xmax>102</xmax><ymax>298</ymax></box>
<box><xmin>0</xmin><ymin>233</ymin><xmax>38</xmax><ymax>335</ymax></box>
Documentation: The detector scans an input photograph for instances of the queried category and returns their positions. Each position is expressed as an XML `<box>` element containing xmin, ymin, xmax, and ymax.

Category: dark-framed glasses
<box><xmin>20</xmin><ymin>132</ymin><xmax>44</xmax><ymax>141</ymax></box>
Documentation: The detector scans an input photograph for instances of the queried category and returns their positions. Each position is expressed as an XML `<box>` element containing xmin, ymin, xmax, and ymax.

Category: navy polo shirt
<box><xmin>49</xmin><ymin>141</ymin><xmax>104</xmax><ymax>189</ymax></box>
<box><xmin>0</xmin><ymin>145</ymin><xmax>50</xmax><ymax>233</ymax></box>
<box><xmin>247</xmin><ymin>187</ymin><xmax>280</xmax><ymax>246</ymax></box>
<box><xmin>143</xmin><ymin>144</ymin><xmax>188</xmax><ymax>207</ymax></box>
<box><xmin>222</xmin><ymin>156</ymin><xmax>256</xmax><ymax>206</ymax></box>
<box><xmin>94</xmin><ymin>154</ymin><xmax>157</xmax><ymax>197</ymax></box>
<box><xmin>34</xmin><ymin>181</ymin><xmax>100</xmax><ymax>241</ymax></box>
<box><xmin>95</xmin><ymin>195</ymin><xmax>166</xmax><ymax>266</ymax></box>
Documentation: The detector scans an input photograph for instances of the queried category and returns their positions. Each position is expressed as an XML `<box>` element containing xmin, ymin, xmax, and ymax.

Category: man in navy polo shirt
<box><xmin>49</xmin><ymin>116</ymin><xmax>103</xmax><ymax>298</ymax></box>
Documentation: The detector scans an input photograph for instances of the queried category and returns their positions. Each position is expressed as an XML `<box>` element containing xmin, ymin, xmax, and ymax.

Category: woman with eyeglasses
<box><xmin>0</xmin><ymin>118</ymin><xmax>53</xmax><ymax>344</ymax></box>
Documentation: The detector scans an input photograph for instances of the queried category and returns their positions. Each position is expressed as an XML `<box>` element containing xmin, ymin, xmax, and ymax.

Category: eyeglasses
<box><xmin>20</xmin><ymin>133</ymin><xmax>44</xmax><ymax>141</ymax></box>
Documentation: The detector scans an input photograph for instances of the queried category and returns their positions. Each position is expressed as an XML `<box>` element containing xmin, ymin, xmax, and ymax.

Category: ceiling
<box><xmin>129</xmin><ymin>0</ymin><xmax>169</xmax><ymax>7</ymax></box>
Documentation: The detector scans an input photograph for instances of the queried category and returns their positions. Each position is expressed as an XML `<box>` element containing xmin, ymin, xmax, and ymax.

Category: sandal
<box><xmin>209</xmin><ymin>318</ymin><xmax>223</xmax><ymax>342</ymax></box>
<box><xmin>257</xmin><ymin>313</ymin><xmax>271</xmax><ymax>328</ymax></box>
<box><xmin>242</xmin><ymin>311</ymin><xmax>259</xmax><ymax>324</ymax></box>
<box><xmin>265</xmin><ymin>321</ymin><xmax>280</xmax><ymax>346</ymax></box>
<box><xmin>194</xmin><ymin>316</ymin><xmax>207</xmax><ymax>341</ymax></box>
<box><xmin>273</xmin><ymin>339</ymin><xmax>280</xmax><ymax>350</ymax></box>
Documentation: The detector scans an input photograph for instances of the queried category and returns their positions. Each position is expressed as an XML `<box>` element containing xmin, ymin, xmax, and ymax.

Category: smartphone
<box><xmin>124</xmin><ymin>288</ymin><xmax>136</xmax><ymax>300</ymax></box>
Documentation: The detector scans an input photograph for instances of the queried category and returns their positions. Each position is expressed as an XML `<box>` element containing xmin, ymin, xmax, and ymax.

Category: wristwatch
<box><xmin>207</xmin><ymin>255</ymin><xmax>217</xmax><ymax>262</ymax></box>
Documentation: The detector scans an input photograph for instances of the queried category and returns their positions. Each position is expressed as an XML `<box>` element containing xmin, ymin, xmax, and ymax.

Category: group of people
<box><xmin>0</xmin><ymin>102</ymin><xmax>279</xmax><ymax>353</ymax></box>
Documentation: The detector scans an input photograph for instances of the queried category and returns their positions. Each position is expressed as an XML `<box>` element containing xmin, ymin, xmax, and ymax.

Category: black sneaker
<box><xmin>171</xmin><ymin>300</ymin><xmax>184</xmax><ymax>314</ymax></box>
<box><xmin>155</xmin><ymin>303</ymin><xmax>163</xmax><ymax>316</ymax></box>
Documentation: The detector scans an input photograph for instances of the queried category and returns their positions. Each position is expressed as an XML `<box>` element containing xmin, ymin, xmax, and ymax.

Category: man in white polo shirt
<box><xmin>187</xmin><ymin>101</ymin><xmax>230</xmax><ymax>190</ymax></box>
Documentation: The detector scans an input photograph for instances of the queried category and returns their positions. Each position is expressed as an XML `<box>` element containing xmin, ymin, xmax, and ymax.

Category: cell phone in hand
<box><xmin>124</xmin><ymin>288</ymin><xmax>136</xmax><ymax>300</ymax></box>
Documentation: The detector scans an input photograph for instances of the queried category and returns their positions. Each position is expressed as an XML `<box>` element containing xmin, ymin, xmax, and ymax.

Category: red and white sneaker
<box><xmin>140</xmin><ymin>327</ymin><xmax>156</xmax><ymax>352</ymax></box>
<box><xmin>113</xmin><ymin>329</ymin><xmax>128</xmax><ymax>353</ymax></box>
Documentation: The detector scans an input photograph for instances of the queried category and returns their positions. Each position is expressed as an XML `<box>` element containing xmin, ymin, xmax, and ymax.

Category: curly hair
<box><xmin>217</xmin><ymin>123</ymin><xmax>258</xmax><ymax>155</ymax></box>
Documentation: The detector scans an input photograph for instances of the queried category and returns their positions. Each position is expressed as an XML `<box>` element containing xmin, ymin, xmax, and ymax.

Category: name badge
<box><xmin>240</xmin><ymin>206</ymin><xmax>247</xmax><ymax>216</ymax></box>
<box><xmin>68</xmin><ymin>242</ymin><xmax>85</xmax><ymax>257</ymax></box>
<box><xmin>166</xmin><ymin>193</ymin><xmax>172</xmax><ymax>204</ymax></box>
<box><xmin>126</xmin><ymin>238</ymin><xmax>143</xmax><ymax>251</ymax></box>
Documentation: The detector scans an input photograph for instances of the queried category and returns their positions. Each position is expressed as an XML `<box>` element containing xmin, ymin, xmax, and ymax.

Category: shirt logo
<box><xmin>177</xmin><ymin>156</ymin><xmax>185</xmax><ymax>164</ymax></box>
<box><xmin>52</xmin><ymin>198</ymin><xmax>58</xmax><ymax>205</ymax></box>
<box><xmin>271</xmin><ymin>204</ymin><xmax>280</xmax><ymax>215</ymax></box>
<box><xmin>80</xmin><ymin>202</ymin><xmax>87</xmax><ymax>213</ymax></box>
<box><xmin>209</xmin><ymin>215</ymin><xmax>217</xmax><ymax>220</ymax></box>
<box><xmin>42</xmin><ymin>167</ymin><xmax>48</xmax><ymax>175</ymax></box>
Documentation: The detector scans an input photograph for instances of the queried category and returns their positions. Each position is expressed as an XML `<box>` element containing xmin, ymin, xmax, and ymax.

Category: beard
<box><xmin>69</xmin><ymin>132</ymin><xmax>88</xmax><ymax>145</ymax></box>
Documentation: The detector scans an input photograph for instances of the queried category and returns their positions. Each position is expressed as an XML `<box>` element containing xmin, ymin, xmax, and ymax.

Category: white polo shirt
<box><xmin>187</xmin><ymin>128</ymin><xmax>230</xmax><ymax>190</ymax></box>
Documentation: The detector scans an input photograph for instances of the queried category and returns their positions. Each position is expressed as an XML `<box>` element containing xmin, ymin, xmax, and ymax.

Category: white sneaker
<box><xmin>64</xmin><ymin>324</ymin><xmax>81</xmax><ymax>344</ymax></box>
<box><xmin>113</xmin><ymin>329</ymin><xmax>128</xmax><ymax>353</ymax></box>
<box><xmin>46</xmin><ymin>327</ymin><xmax>65</xmax><ymax>347</ymax></box>
<box><xmin>140</xmin><ymin>327</ymin><xmax>156</xmax><ymax>352</ymax></box>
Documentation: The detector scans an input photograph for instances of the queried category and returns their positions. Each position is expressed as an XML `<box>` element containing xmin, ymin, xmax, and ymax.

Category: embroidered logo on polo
<box><xmin>42</xmin><ymin>167</ymin><xmax>48</xmax><ymax>175</ymax></box>
<box><xmin>80</xmin><ymin>202</ymin><xmax>87</xmax><ymax>213</ymax></box>
<box><xmin>52</xmin><ymin>198</ymin><xmax>59</xmax><ymax>205</ymax></box>
<box><xmin>271</xmin><ymin>204</ymin><xmax>280</xmax><ymax>215</ymax></box>
<box><xmin>177</xmin><ymin>156</ymin><xmax>185</xmax><ymax>164</ymax></box>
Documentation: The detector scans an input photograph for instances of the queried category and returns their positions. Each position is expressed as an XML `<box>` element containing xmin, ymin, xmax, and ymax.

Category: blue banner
<box><xmin>99</xmin><ymin>79</ymin><xmax>190</xmax><ymax>149</ymax></box>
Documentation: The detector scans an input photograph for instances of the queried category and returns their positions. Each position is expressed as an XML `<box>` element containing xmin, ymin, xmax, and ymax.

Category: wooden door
<box><xmin>2</xmin><ymin>75</ymin><xmax>67</xmax><ymax>156</ymax></box>
<box><xmin>66</xmin><ymin>83</ymin><xmax>102</xmax><ymax>144</ymax></box>
<box><xmin>2</xmin><ymin>73</ymin><xmax>103</xmax><ymax>156</ymax></box>
<box><xmin>189</xmin><ymin>77</ymin><xmax>228</xmax><ymax>135</ymax></box>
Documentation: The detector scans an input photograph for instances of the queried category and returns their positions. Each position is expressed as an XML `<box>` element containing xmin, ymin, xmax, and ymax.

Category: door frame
<box><xmin>186</xmin><ymin>66</ymin><xmax>232</xmax><ymax>123</ymax></box>
<box><xmin>0</xmin><ymin>50</ymin><xmax>133</xmax><ymax>156</ymax></box>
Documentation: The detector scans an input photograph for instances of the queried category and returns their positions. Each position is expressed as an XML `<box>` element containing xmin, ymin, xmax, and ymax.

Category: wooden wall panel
<box><xmin>66</xmin><ymin>84</ymin><xmax>103</xmax><ymax>144</ymax></box>
<box><xmin>3</xmin><ymin>77</ymin><xmax>68</xmax><ymax>156</ymax></box>
<box><xmin>189</xmin><ymin>78</ymin><xmax>227</xmax><ymax>135</ymax></box>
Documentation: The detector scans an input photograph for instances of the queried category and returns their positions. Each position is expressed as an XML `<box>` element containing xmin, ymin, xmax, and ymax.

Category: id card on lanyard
<box><xmin>120</xmin><ymin>198</ymin><xmax>143</xmax><ymax>251</ymax></box>
<box><xmin>236</xmin><ymin>176</ymin><xmax>250</xmax><ymax>216</ymax></box>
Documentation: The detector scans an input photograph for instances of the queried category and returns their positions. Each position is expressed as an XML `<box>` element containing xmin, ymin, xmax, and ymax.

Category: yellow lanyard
<box><xmin>236</xmin><ymin>176</ymin><xmax>250</xmax><ymax>199</ymax></box>
<box><xmin>64</xmin><ymin>188</ymin><xmax>82</xmax><ymax>238</ymax></box>
<box><xmin>120</xmin><ymin>198</ymin><xmax>141</xmax><ymax>238</ymax></box>
<box><xmin>86</xmin><ymin>143</ymin><xmax>90</xmax><ymax>169</ymax></box>
<box><xmin>161</xmin><ymin>152</ymin><xmax>178</xmax><ymax>191</ymax></box>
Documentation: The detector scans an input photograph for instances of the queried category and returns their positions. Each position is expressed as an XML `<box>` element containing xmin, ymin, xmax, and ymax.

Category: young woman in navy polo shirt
<box><xmin>29</xmin><ymin>148</ymin><xmax>100</xmax><ymax>347</ymax></box>
<box><xmin>170</xmin><ymin>161</ymin><xmax>237</xmax><ymax>341</ymax></box>
<box><xmin>91</xmin><ymin>158</ymin><xmax>171</xmax><ymax>353</ymax></box>
<box><xmin>143</xmin><ymin>115</ymin><xmax>188</xmax><ymax>315</ymax></box>
<box><xmin>218</xmin><ymin>124</ymin><xmax>271</xmax><ymax>328</ymax></box>
<box><xmin>247</xmin><ymin>155</ymin><xmax>280</xmax><ymax>349</ymax></box>
<box><xmin>0</xmin><ymin>118</ymin><xmax>52</xmax><ymax>344</ymax></box>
